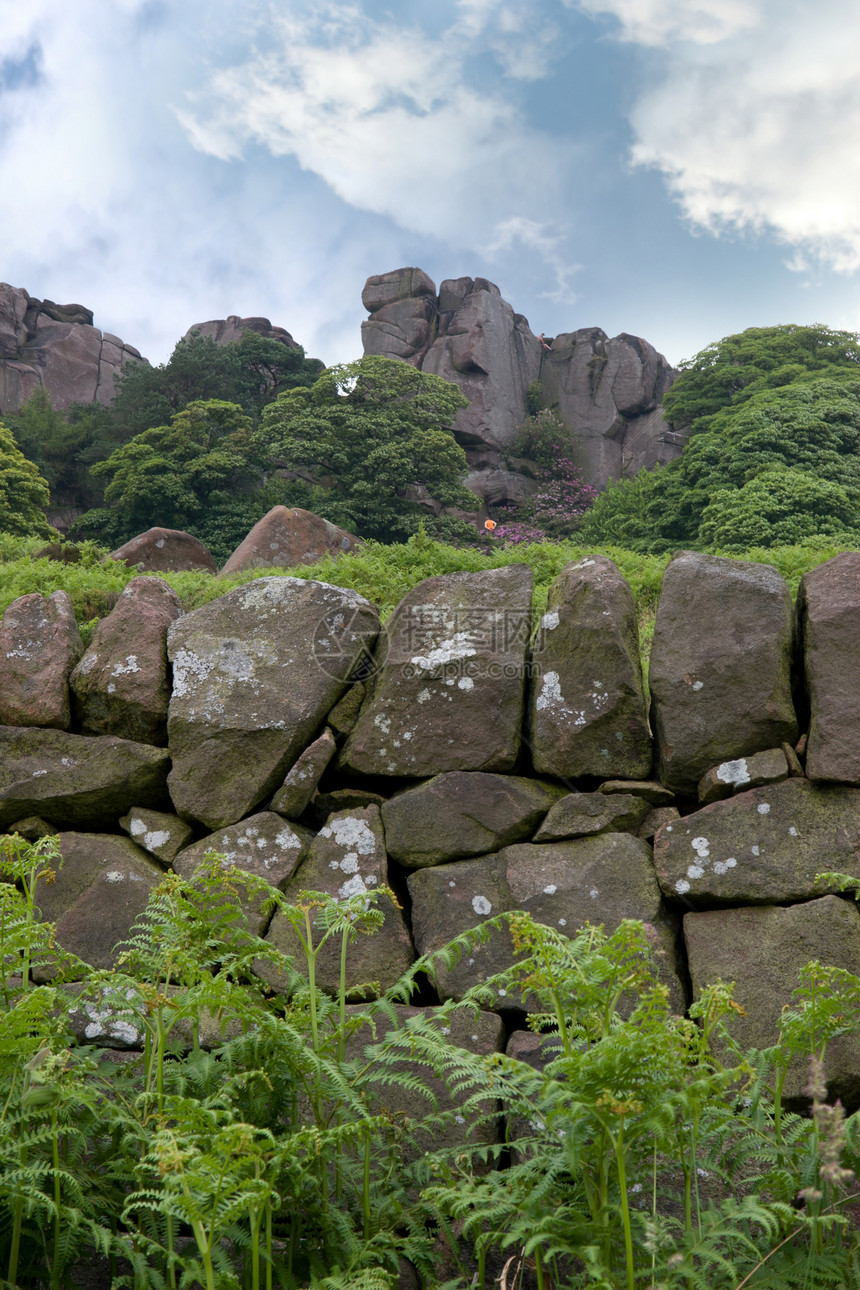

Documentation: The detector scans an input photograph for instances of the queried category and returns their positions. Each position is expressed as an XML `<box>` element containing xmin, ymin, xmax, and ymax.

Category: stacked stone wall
<box><xmin>3</xmin><ymin>550</ymin><xmax>860</xmax><ymax>1101</ymax></box>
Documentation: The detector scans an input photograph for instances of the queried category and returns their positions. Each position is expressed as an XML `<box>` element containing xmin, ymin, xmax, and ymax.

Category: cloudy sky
<box><xmin>2</xmin><ymin>0</ymin><xmax>859</xmax><ymax>370</ymax></box>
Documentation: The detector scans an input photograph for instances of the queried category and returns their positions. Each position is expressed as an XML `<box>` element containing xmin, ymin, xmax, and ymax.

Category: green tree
<box><xmin>0</xmin><ymin>423</ymin><xmax>53</xmax><ymax>537</ymax></box>
<box><xmin>662</xmin><ymin>323</ymin><xmax>860</xmax><ymax>434</ymax></box>
<box><xmin>698</xmin><ymin>468</ymin><xmax>860</xmax><ymax>550</ymax></box>
<box><xmin>582</xmin><ymin>372</ymin><xmax>860</xmax><ymax>552</ymax></box>
<box><xmin>75</xmin><ymin>400</ymin><xmax>265</xmax><ymax>548</ymax></box>
<box><xmin>110</xmin><ymin>332</ymin><xmax>324</xmax><ymax>439</ymax></box>
<box><xmin>261</xmin><ymin>356</ymin><xmax>478</xmax><ymax>541</ymax></box>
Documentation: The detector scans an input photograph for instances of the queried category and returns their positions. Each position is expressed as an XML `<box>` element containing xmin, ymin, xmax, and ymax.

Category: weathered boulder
<box><xmin>340</xmin><ymin>565</ymin><xmax>532</xmax><ymax>778</ymax></box>
<box><xmin>361</xmin><ymin>268</ymin><xmax>437</xmax><ymax>314</ymax></box>
<box><xmin>0</xmin><ymin>591</ymin><xmax>83</xmax><ymax>729</ymax></box>
<box><xmin>529</xmin><ymin>556</ymin><xmax>651</xmax><ymax>780</ymax></box>
<box><xmin>0</xmin><ymin>727</ymin><xmax>169</xmax><ymax>830</ymax></box>
<box><xmin>270</xmin><ymin>729</ymin><xmax>337</xmax><ymax>819</ymax></box>
<box><xmin>173</xmin><ymin>812</ymin><xmax>309</xmax><ymax>935</ymax></box>
<box><xmin>697</xmin><ymin>747</ymin><xmax>788</xmax><ymax>805</ymax></box>
<box><xmin>258</xmin><ymin>806</ymin><xmax>414</xmax><ymax>998</ymax></box>
<box><xmin>219</xmin><ymin>507</ymin><xmax>361</xmax><ymax>576</ymax></box>
<box><xmin>108</xmin><ymin>528</ymin><xmax>217</xmax><ymax>574</ymax></box>
<box><xmin>118</xmin><ymin>807</ymin><xmax>194</xmax><ymax>864</ymax></box>
<box><xmin>533</xmin><ymin>791</ymin><xmax>651</xmax><ymax>841</ymax></box>
<box><xmin>653</xmin><ymin>778</ymin><xmax>860</xmax><ymax>906</ymax></box>
<box><xmin>166</xmin><ymin>578</ymin><xmax>380</xmax><ymax>828</ymax></box>
<box><xmin>797</xmin><ymin>553</ymin><xmax>860</xmax><ymax>784</ymax></box>
<box><xmin>381</xmin><ymin>772</ymin><xmax>564</xmax><ymax>868</ymax></box>
<box><xmin>684</xmin><ymin>897</ymin><xmax>860</xmax><ymax>1101</ymax></box>
<box><xmin>70</xmin><ymin>576</ymin><xmax>182</xmax><ymax>745</ymax></box>
<box><xmin>34</xmin><ymin>832</ymin><xmax>166</xmax><ymax>973</ymax></box>
<box><xmin>408</xmin><ymin>833</ymin><xmax>682</xmax><ymax>1008</ymax></box>
<box><xmin>649</xmin><ymin>553</ymin><xmax>798</xmax><ymax>794</ymax></box>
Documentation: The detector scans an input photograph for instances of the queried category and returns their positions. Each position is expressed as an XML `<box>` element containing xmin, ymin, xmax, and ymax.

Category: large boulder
<box><xmin>408</xmin><ymin>833</ymin><xmax>682</xmax><ymax>1008</ymax></box>
<box><xmin>108</xmin><ymin>528</ymin><xmax>217</xmax><ymax>574</ymax></box>
<box><xmin>381</xmin><ymin>772</ymin><xmax>564</xmax><ymax>868</ymax></box>
<box><xmin>684</xmin><ymin>897</ymin><xmax>860</xmax><ymax>1102</ymax></box>
<box><xmin>34</xmin><ymin>832</ymin><xmax>166</xmax><ymax>973</ymax></box>
<box><xmin>653</xmin><ymin>778</ymin><xmax>860</xmax><ymax>905</ymax></box>
<box><xmin>173</xmin><ymin>812</ymin><xmax>310</xmax><ymax>935</ymax></box>
<box><xmin>649</xmin><ymin>553</ymin><xmax>798</xmax><ymax>794</ymax></box>
<box><xmin>797</xmin><ymin>553</ymin><xmax>860</xmax><ymax>784</ymax></box>
<box><xmin>0</xmin><ymin>591</ymin><xmax>83</xmax><ymax>729</ymax></box>
<box><xmin>219</xmin><ymin>507</ymin><xmax>361</xmax><ymax>576</ymax></box>
<box><xmin>340</xmin><ymin>565</ymin><xmax>532</xmax><ymax>778</ymax></box>
<box><xmin>184</xmin><ymin>314</ymin><xmax>302</xmax><ymax>349</ymax></box>
<box><xmin>529</xmin><ymin>556</ymin><xmax>651</xmax><ymax>779</ymax></box>
<box><xmin>70</xmin><ymin>576</ymin><xmax>182</xmax><ymax>745</ymax></box>
<box><xmin>534</xmin><ymin>791</ymin><xmax>651</xmax><ymax>841</ymax></box>
<box><xmin>166</xmin><ymin>578</ymin><xmax>380</xmax><ymax>828</ymax></box>
<box><xmin>0</xmin><ymin>727</ymin><xmax>169</xmax><ymax>830</ymax></box>
<box><xmin>258</xmin><ymin>806</ymin><xmax>414</xmax><ymax>998</ymax></box>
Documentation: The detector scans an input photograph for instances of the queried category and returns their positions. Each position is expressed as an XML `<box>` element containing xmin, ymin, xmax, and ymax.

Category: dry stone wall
<box><xmin>4</xmin><ymin>550</ymin><xmax>860</xmax><ymax>1101</ymax></box>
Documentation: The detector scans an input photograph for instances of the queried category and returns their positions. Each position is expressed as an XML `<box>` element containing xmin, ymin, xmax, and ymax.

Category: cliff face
<box><xmin>0</xmin><ymin>284</ymin><xmax>144</xmax><ymax>415</ymax></box>
<box><xmin>362</xmin><ymin>267</ymin><xmax>684</xmax><ymax>501</ymax></box>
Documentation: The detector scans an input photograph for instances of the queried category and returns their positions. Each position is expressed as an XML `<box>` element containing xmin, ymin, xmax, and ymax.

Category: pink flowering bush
<box><xmin>491</xmin><ymin>410</ymin><xmax>598</xmax><ymax>544</ymax></box>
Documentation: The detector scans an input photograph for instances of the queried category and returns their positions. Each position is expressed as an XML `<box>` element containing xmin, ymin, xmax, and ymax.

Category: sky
<box><xmin>2</xmin><ymin>0</ymin><xmax>860</xmax><ymax>371</ymax></box>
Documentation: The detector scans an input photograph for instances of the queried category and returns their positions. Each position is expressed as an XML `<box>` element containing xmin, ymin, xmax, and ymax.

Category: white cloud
<box><xmin>573</xmin><ymin>0</ymin><xmax>860</xmax><ymax>276</ymax></box>
<box><xmin>570</xmin><ymin>0</ymin><xmax>759</xmax><ymax>45</ymax></box>
<box><xmin>179</xmin><ymin>2</ymin><xmax>569</xmax><ymax>252</ymax></box>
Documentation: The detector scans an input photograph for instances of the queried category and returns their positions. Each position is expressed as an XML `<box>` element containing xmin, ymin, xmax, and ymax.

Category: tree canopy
<box><xmin>0</xmin><ymin>423</ymin><xmax>53</xmax><ymax>537</ymax></box>
<box><xmin>580</xmin><ymin>371</ymin><xmax>860</xmax><ymax>552</ymax></box>
<box><xmin>260</xmin><ymin>356</ymin><xmax>478</xmax><ymax>542</ymax></box>
<box><xmin>662</xmin><ymin>323</ymin><xmax>860</xmax><ymax>435</ymax></box>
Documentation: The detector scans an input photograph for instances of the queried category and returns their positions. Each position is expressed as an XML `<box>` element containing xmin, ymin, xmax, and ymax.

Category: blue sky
<box><xmin>1</xmin><ymin>0</ymin><xmax>859</xmax><ymax>370</ymax></box>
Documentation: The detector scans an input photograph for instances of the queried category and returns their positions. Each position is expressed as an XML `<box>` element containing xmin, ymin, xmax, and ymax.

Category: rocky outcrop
<box><xmin>219</xmin><ymin>506</ymin><xmax>361</xmax><ymax>576</ymax></box>
<box><xmin>797</xmin><ymin>552</ymin><xmax>860</xmax><ymax>784</ymax></box>
<box><xmin>0</xmin><ymin>283</ymin><xmax>143</xmax><ymax>414</ymax></box>
<box><xmin>361</xmin><ymin>268</ymin><xmax>680</xmax><ymax>497</ymax></box>
<box><xmin>184</xmin><ymin>315</ymin><xmax>301</xmax><ymax>350</ymax></box>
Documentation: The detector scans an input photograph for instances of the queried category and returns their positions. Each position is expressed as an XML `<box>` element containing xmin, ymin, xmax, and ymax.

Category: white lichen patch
<box><xmin>129</xmin><ymin>818</ymin><xmax>146</xmax><ymax>837</ymax></box>
<box><xmin>320</xmin><ymin>817</ymin><xmax>377</xmax><ymax>855</ymax></box>
<box><xmin>691</xmin><ymin>837</ymin><xmax>710</xmax><ymax>860</ymax></box>
<box><xmin>338</xmin><ymin>874</ymin><xmax>369</xmax><ymax>900</ymax></box>
<box><xmin>540</xmin><ymin>610</ymin><xmax>560</xmax><ymax>632</ymax></box>
<box><xmin>171</xmin><ymin>649</ymin><xmax>214</xmax><ymax>698</ymax></box>
<box><xmin>757</xmin><ymin>803</ymin><xmax>771</xmax><ymax>815</ymax></box>
<box><xmin>143</xmin><ymin>830</ymin><xmax>170</xmax><ymax>852</ymax></box>
<box><xmin>105</xmin><ymin>871</ymin><xmax>125</xmax><ymax>883</ymax></box>
<box><xmin>716</xmin><ymin>758</ymin><xmax>750</xmax><ymax>786</ymax></box>
<box><xmin>374</xmin><ymin>713</ymin><xmax>391</xmax><ymax>735</ymax></box>
<box><xmin>410</xmin><ymin>633</ymin><xmax>477</xmax><ymax>672</ymax></box>
<box><xmin>692</xmin><ymin>680</ymin><xmax>704</xmax><ymax>692</ymax></box>
<box><xmin>589</xmin><ymin>889</ymin><xmax>599</xmax><ymax>899</ymax></box>
<box><xmin>687</xmin><ymin>865</ymin><xmax>705</xmax><ymax>879</ymax></box>
<box><xmin>472</xmin><ymin>895</ymin><xmax>492</xmax><ymax>916</ymax></box>
<box><xmin>83</xmin><ymin>1002</ymin><xmax>140</xmax><ymax>1046</ymax></box>
<box><xmin>543</xmin><ymin>884</ymin><xmax>557</xmax><ymax>894</ymax></box>
<box><xmin>416</xmin><ymin>689</ymin><xmax>432</xmax><ymax>704</ymax></box>
<box><xmin>712</xmin><ymin>858</ymin><xmax>737</xmax><ymax>875</ymax></box>
<box><xmin>111</xmin><ymin>654</ymin><xmax>140</xmax><ymax>677</ymax></box>
<box><xmin>536</xmin><ymin>671</ymin><xmax>563</xmax><ymax>712</ymax></box>
<box><xmin>675</xmin><ymin>878</ymin><xmax>691</xmax><ymax>894</ymax></box>
<box><xmin>751</xmin><ymin>845</ymin><xmax>760</xmax><ymax>856</ymax></box>
<box><xmin>458</xmin><ymin>677</ymin><xmax>474</xmax><ymax>691</ymax></box>
<box><xmin>789</xmin><ymin>826</ymin><xmax>798</xmax><ymax>836</ymax></box>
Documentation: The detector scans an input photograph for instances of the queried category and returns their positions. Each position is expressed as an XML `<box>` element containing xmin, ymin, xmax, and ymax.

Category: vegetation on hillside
<box><xmin>580</xmin><ymin>325</ymin><xmax>860</xmax><ymax>553</ymax></box>
<box><xmin>2</xmin><ymin>834</ymin><xmax>860</xmax><ymax>1288</ymax></box>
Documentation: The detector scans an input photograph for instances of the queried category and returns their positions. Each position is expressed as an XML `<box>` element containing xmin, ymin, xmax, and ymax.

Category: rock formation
<box><xmin>183</xmin><ymin>314</ymin><xmax>301</xmax><ymax>349</ymax></box>
<box><xmin>0</xmin><ymin>283</ymin><xmax>143</xmax><ymax>415</ymax></box>
<box><xmin>361</xmin><ymin>267</ymin><xmax>682</xmax><ymax>500</ymax></box>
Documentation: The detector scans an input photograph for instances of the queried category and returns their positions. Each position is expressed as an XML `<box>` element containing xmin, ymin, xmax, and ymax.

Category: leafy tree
<box><xmin>663</xmin><ymin>323</ymin><xmax>860</xmax><ymax>434</ymax></box>
<box><xmin>0</xmin><ymin>422</ymin><xmax>53</xmax><ymax>537</ymax></box>
<box><xmin>698</xmin><ymin>468</ymin><xmax>860</xmax><ymax>550</ymax></box>
<box><xmin>5</xmin><ymin>391</ymin><xmax>120</xmax><ymax>514</ymax></box>
<box><xmin>75</xmin><ymin>400</ymin><xmax>265</xmax><ymax>549</ymax></box>
<box><xmin>260</xmin><ymin>356</ymin><xmax>478</xmax><ymax>542</ymax></box>
<box><xmin>109</xmin><ymin>332</ymin><xmax>324</xmax><ymax>439</ymax></box>
<box><xmin>582</xmin><ymin>373</ymin><xmax>860</xmax><ymax>552</ymax></box>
